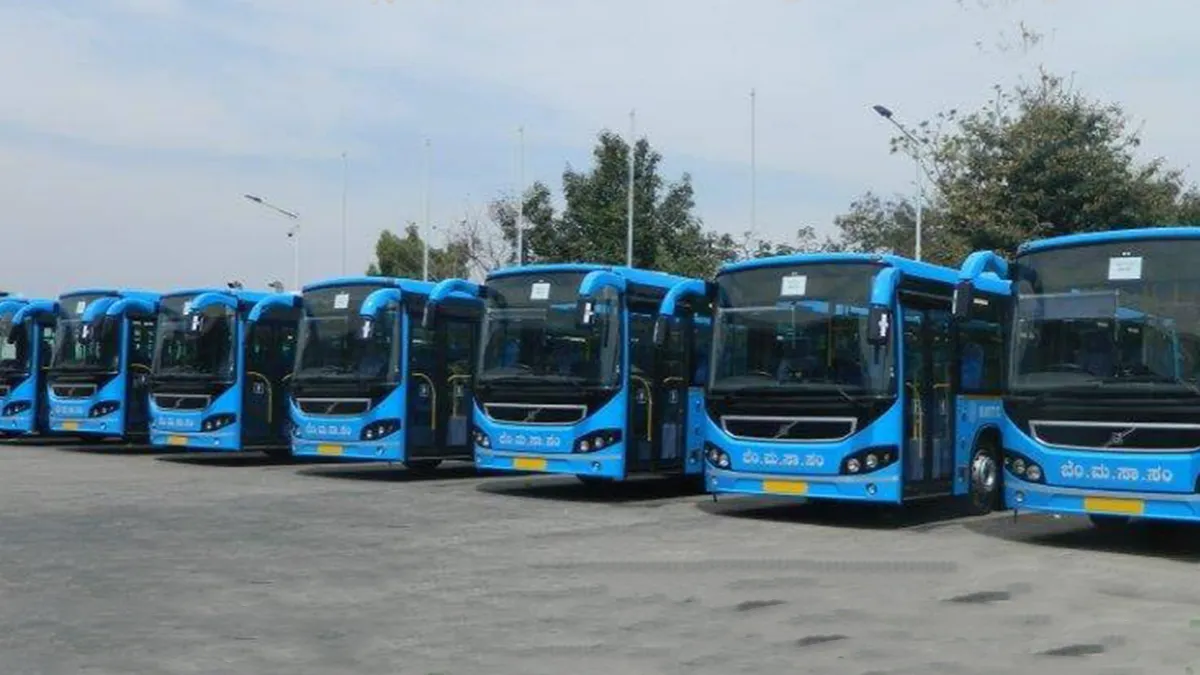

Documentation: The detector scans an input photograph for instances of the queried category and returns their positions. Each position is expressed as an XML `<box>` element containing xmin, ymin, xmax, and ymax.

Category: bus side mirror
<box><xmin>576</xmin><ymin>299</ymin><xmax>595</xmax><ymax>328</ymax></box>
<box><xmin>187</xmin><ymin>312</ymin><xmax>206</xmax><ymax>334</ymax></box>
<box><xmin>867</xmin><ymin>306</ymin><xmax>891</xmax><ymax>346</ymax></box>
<box><xmin>360</xmin><ymin>318</ymin><xmax>375</xmax><ymax>340</ymax></box>
<box><xmin>652</xmin><ymin>315</ymin><xmax>668</xmax><ymax>346</ymax></box>
<box><xmin>951</xmin><ymin>281</ymin><xmax>973</xmax><ymax>319</ymax></box>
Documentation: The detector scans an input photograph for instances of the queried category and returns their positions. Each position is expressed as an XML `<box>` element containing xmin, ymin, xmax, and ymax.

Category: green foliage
<box><xmin>834</xmin><ymin>71</ymin><xmax>1200</xmax><ymax>264</ymax></box>
<box><xmin>489</xmin><ymin>131</ymin><xmax>736</xmax><ymax>277</ymax></box>
<box><xmin>366</xmin><ymin>223</ymin><xmax>470</xmax><ymax>281</ymax></box>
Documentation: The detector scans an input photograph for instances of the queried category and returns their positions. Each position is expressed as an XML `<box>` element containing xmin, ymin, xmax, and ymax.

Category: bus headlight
<box><xmin>2</xmin><ymin>400</ymin><xmax>31</xmax><ymax>416</ymax></box>
<box><xmin>704</xmin><ymin>442</ymin><xmax>731</xmax><ymax>469</ymax></box>
<box><xmin>574</xmin><ymin>429</ymin><xmax>621</xmax><ymax>453</ymax></box>
<box><xmin>1003</xmin><ymin>450</ymin><xmax>1043</xmax><ymax>483</ymax></box>
<box><xmin>360</xmin><ymin>419</ymin><xmax>401</xmax><ymax>440</ymax></box>
<box><xmin>847</xmin><ymin>458</ymin><xmax>861</xmax><ymax>473</ymax></box>
<box><xmin>200</xmin><ymin>413</ymin><xmax>236</xmax><ymax>431</ymax></box>
<box><xmin>840</xmin><ymin>446</ymin><xmax>898</xmax><ymax>475</ymax></box>
<box><xmin>88</xmin><ymin>401</ymin><xmax>121</xmax><ymax>418</ymax></box>
<box><xmin>472</xmin><ymin>430</ymin><xmax>492</xmax><ymax>448</ymax></box>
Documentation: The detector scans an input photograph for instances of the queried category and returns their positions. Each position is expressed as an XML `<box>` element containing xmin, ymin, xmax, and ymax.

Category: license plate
<box><xmin>317</xmin><ymin>444</ymin><xmax>344</xmax><ymax>456</ymax></box>
<box><xmin>1084</xmin><ymin>496</ymin><xmax>1144</xmax><ymax>516</ymax></box>
<box><xmin>167</xmin><ymin>436</ymin><xmax>189</xmax><ymax>446</ymax></box>
<box><xmin>762</xmin><ymin>480</ymin><xmax>808</xmax><ymax>495</ymax></box>
<box><xmin>513</xmin><ymin>457</ymin><xmax>547</xmax><ymax>471</ymax></box>
<box><xmin>61</xmin><ymin>421</ymin><xmax>78</xmax><ymax>431</ymax></box>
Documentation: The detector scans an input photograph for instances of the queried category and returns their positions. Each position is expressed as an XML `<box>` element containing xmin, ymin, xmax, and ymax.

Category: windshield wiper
<box><xmin>1099</xmin><ymin>373</ymin><xmax>1200</xmax><ymax>396</ymax></box>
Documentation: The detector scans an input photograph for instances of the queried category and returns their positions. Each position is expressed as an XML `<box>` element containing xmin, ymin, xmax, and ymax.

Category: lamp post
<box><xmin>872</xmin><ymin>104</ymin><xmax>929</xmax><ymax>261</ymax></box>
<box><xmin>244</xmin><ymin>194</ymin><xmax>301</xmax><ymax>290</ymax></box>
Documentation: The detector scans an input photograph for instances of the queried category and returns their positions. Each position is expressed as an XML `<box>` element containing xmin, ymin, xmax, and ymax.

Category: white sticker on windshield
<box><xmin>780</xmin><ymin>274</ymin><xmax>808</xmax><ymax>297</ymax></box>
<box><xmin>182</xmin><ymin>301</ymin><xmax>193</xmax><ymax>315</ymax></box>
<box><xmin>333</xmin><ymin>292</ymin><xmax>350</xmax><ymax>309</ymax></box>
<box><xmin>530</xmin><ymin>282</ymin><xmax>551</xmax><ymax>301</ymax></box>
<box><xmin>1108</xmin><ymin>256</ymin><xmax>1142</xmax><ymax>280</ymax></box>
<box><xmin>75</xmin><ymin>300</ymin><xmax>86</xmax><ymax>314</ymax></box>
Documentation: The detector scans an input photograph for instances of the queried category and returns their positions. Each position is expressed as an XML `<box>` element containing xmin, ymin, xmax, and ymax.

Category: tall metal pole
<box><xmin>750</xmin><ymin>88</ymin><xmax>757</xmax><ymax>234</ymax></box>
<box><xmin>293</xmin><ymin>227</ymin><xmax>300</xmax><ymax>291</ymax></box>
<box><xmin>626</xmin><ymin>109</ymin><xmax>635</xmax><ymax>268</ymax></box>
<box><xmin>340</xmin><ymin>151</ymin><xmax>348</xmax><ymax>275</ymax></box>
<box><xmin>914</xmin><ymin>153</ymin><xmax>923</xmax><ymax>262</ymax></box>
<box><xmin>517</xmin><ymin>126</ymin><xmax>525</xmax><ymax>266</ymax></box>
<box><xmin>422</xmin><ymin>138</ymin><xmax>431</xmax><ymax>281</ymax></box>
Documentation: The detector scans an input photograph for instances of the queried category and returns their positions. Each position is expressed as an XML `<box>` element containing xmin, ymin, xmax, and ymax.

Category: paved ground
<box><xmin>0</xmin><ymin>441</ymin><xmax>1198</xmax><ymax>675</ymax></box>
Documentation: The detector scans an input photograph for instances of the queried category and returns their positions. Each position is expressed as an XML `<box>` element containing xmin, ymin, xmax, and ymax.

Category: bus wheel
<box><xmin>967</xmin><ymin>439</ymin><xmax>1002</xmax><ymax>515</ymax></box>
<box><xmin>1088</xmin><ymin>514</ymin><xmax>1132</xmax><ymax>532</ymax></box>
<box><xmin>404</xmin><ymin>459</ymin><xmax>442</xmax><ymax>474</ymax></box>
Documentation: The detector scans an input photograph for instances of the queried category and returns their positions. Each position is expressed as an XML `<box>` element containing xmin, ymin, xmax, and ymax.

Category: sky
<box><xmin>3</xmin><ymin>0</ymin><xmax>1200</xmax><ymax>297</ymax></box>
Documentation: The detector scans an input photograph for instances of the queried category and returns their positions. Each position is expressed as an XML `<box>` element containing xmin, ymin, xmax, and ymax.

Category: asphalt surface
<box><xmin>0</xmin><ymin>440</ymin><xmax>1198</xmax><ymax>675</ymax></box>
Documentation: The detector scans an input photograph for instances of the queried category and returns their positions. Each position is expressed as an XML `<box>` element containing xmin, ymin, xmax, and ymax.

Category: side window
<box><xmin>408</xmin><ymin>318</ymin><xmax>435</xmax><ymax>376</ymax></box>
<box><xmin>40</xmin><ymin>325</ymin><xmax>53</xmax><ymax>368</ymax></box>
<box><xmin>960</xmin><ymin>297</ymin><xmax>1004</xmax><ymax>393</ymax></box>
<box><xmin>444</xmin><ymin>318</ymin><xmax>475</xmax><ymax>378</ymax></box>
<box><xmin>247</xmin><ymin>324</ymin><xmax>273</xmax><ymax>372</ymax></box>
<box><xmin>130</xmin><ymin>319</ymin><xmax>155</xmax><ymax>365</ymax></box>
<box><xmin>692</xmin><ymin>303</ymin><xmax>713</xmax><ymax>387</ymax></box>
<box><xmin>629</xmin><ymin>312</ymin><xmax>656</xmax><ymax>377</ymax></box>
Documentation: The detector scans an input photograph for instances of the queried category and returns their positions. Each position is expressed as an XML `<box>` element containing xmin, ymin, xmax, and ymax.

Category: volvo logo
<box><xmin>1105</xmin><ymin>427</ymin><xmax>1136</xmax><ymax>447</ymax></box>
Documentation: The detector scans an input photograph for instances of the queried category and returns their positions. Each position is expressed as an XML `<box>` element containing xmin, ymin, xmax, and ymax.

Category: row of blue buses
<box><xmin>1</xmin><ymin>226</ymin><xmax>1197</xmax><ymax>529</ymax></box>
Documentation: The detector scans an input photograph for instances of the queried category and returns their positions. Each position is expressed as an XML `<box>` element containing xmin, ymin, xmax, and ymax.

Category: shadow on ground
<box><xmin>297</xmin><ymin>461</ymin><xmax>483</xmax><ymax>483</ymax></box>
<box><xmin>53</xmin><ymin>442</ymin><xmax>192</xmax><ymax>457</ymax></box>
<box><xmin>476</xmin><ymin>474</ymin><xmax>706</xmax><ymax>505</ymax></box>
<box><xmin>158</xmin><ymin>454</ymin><xmax>349</xmax><ymax>468</ymax></box>
<box><xmin>966</xmin><ymin>511</ymin><xmax>1200</xmax><ymax>563</ymax></box>
<box><xmin>696</xmin><ymin>494</ymin><xmax>1004</xmax><ymax>531</ymax></box>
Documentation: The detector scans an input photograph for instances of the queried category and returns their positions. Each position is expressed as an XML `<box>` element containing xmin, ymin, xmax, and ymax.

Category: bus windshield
<box><xmin>0</xmin><ymin>318</ymin><xmax>29</xmax><ymax>375</ymax></box>
<box><xmin>294</xmin><ymin>285</ymin><xmax>396</xmax><ymax>381</ymax></box>
<box><xmin>1011</xmin><ymin>238</ymin><xmax>1200</xmax><ymax>394</ymax></box>
<box><xmin>52</xmin><ymin>319</ymin><xmax>119</xmax><ymax>372</ymax></box>
<box><xmin>711</xmin><ymin>263</ymin><xmax>891</xmax><ymax>395</ymax></box>
<box><xmin>153</xmin><ymin>299</ymin><xmax>235</xmax><ymax>380</ymax></box>
<box><xmin>478</xmin><ymin>273</ymin><xmax>620</xmax><ymax>387</ymax></box>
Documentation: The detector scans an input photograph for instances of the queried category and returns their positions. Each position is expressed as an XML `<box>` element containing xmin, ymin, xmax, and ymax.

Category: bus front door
<box><xmin>899</xmin><ymin>294</ymin><xmax>955</xmax><ymax>498</ymax></box>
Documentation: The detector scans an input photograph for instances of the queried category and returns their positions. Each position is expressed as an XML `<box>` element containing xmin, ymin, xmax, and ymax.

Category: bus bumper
<box><xmin>475</xmin><ymin>446</ymin><xmax>625</xmax><ymax>479</ymax></box>
<box><xmin>706</xmin><ymin>467</ymin><xmax>903</xmax><ymax>503</ymax></box>
<box><xmin>0</xmin><ymin>413</ymin><xmax>36</xmax><ymax>435</ymax></box>
<box><xmin>292</xmin><ymin>438</ymin><xmax>404</xmax><ymax>462</ymax></box>
<box><xmin>150</xmin><ymin>430</ymin><xmax>241</xmax><ymax>452</ymax></box>
<box><xmin>1006</xmin><ymin>479</ymin><xmax>1200</xmax><ymax>523</ymax></box>
<box><xmin>49</xmin><ymin>418</ymin><xmax>121</xmax><ymax>437</ymax></box>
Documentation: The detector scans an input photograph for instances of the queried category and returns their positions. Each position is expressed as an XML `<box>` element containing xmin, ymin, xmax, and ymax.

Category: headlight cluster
<box><xmin>2</xmin><ymin>400</ymin><xmax>31</xmax><ymax>416</ymax></box>
<box><xmin>1004</xmin><ymin>450</ymin><xmax>1043</xmax><ymax>483</ymax></box>
<box><xmin>840</xmin><ymin>446</ymin><xmax>898</xmax><ymax>475</ymax></box>
<box><xmin>705</xmin><ymin>442</ymin><xmax>731</xmax><ymax>469</ymax></box>
<box><xmin>89</xmin><ymin>401</ymin><xmax>121</xmax><ymax>418</ymax></box>
<box><xmin>574</xmin><ymin>429</ymin><xmax>621</xmax><ymax>453</ymax></box>
<box><xmin>361</xmin><ymin>419</ymin><xmax>401</xmax><ymax>440</ymax></box>
<box><xmin>201</xmin><ymin>414</ymin><xmax>236</xmax><ymax>432</ymax></box>
<box><xmin>472</xmin><ymin>430</ymin><xmax>492</xmax><ymax>448</ymax></box>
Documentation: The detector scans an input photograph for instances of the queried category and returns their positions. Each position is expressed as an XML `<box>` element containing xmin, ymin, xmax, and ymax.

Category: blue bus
<box><xmin>469</xmin><ymin>264</ymin><xmax>711</xmax><ymax>483</ymax></box>
<box><xmin>271</xmin><ymin>276</ymin><xmax>482</xmax><ymax>469</ymax></box>
<box><xmin>0</xmin><ymin>298</ymin><xmax>56</xmax><ymax>435</ymax></box>
<box><xmin>691</xmin><ymin>253</ymin><xmax>1010</xmax><ymax>512</ymax></box>
<box><xmin>42</xmin><ymin>289</ymin><xmax>161</xmax><ymax>440</ymax></box>
<box><xmin>995</xmin><ymin>227</ymin><xmax>1200</xmax><ymax>527</ymax></box>
<box><xmin>148</xmin><ymin>287</ymin><xmax>300</xmax><ymax>456</ymax></box>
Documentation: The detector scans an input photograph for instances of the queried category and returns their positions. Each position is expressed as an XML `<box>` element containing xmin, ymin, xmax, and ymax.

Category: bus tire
<box><xmin>1088</xmin><ymin>514</ymin><xmax>1132</xmax><ymax>532</ymax></box>
<box><xmin>967</xmin><ymin>436</ymin><xmax>1002</xmax><ymax>515</ymax></box>
<box><xmin>404</xmin><ymin>459</ymin><xmax>442</xmax><ymax>474</ymax></box>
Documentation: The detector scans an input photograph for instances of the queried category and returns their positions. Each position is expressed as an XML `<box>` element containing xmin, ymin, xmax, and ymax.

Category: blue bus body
<box><xmin>148</xmin><ymin>288</ymin><xmax>300</xmax><ymax>455</ymax></box>
<box><xmin>0</xmin><ymin>298</ymin><xmax>56</xmax><ymax>435</ymax></box>
<box><xmin>280</xmin><ymin>276</ymin><xmax>482</xmax><ymax>468</ymax></box>
<box><xmin>998</xmin><ymin>227</ymin><xmax>1200</xmax><ymax>525</ymax></box>
<box><xmin>694</xmin><ymin>253</ymin><xmax>1011</xmax><ymax>510</ymax></box>
<box><xmin>44</xmin><ymin>289</ymin><xmax>161</xmax><ymax>439</ymax></box>
<box><xmin>471</xmin><ymin>264</ymin><xmax>711</xmax><ymax>482</ymax></box>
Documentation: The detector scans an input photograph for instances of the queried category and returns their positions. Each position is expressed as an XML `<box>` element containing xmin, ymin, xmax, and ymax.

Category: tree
<box><xmin>366</xmin><ymin>223</ymin><xmax>470</xmax><ymax>281</ymax></box>
<box><xmin>487</xmin><ymin>131</ymin><xmax>736</xmax><ymax>277</ymax></box>
<box><xmin>834</xmin><ymin>71</ymin><xmax>1200</xmax><ymax>263</ymax></box>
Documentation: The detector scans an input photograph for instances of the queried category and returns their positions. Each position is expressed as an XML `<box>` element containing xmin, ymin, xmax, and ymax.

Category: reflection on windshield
<box><xmin>294</xmin><ymin>313</ymin><xmax>394</xmax><ymax>380</ymax></box>
<box><xmin>52</xmin><ymin>319</ymin><xmax>119</xmax><ymax>372</ymax></box>
<box><xmin>1012</xmin><ymin>240</ymin><xmax>1200</xmax><ymax>393</ymax></box>
<box><xmin>711</xmin><ymin>302</ymin><xmax>890</xmax><ymax>394</ymax></box>
<box><xmin>0</xmin><ymin>318</ymin><xmax>28</xmax><ymax>375</ymax></box>
<box><xmin>153</xmin><ymin>310</ymin><xmax>235</xmax><ymax>379</ymax></box>
<box><xmin>478</xmin><ymin>304</ymin><xmax>619</xmax><ymax>387</ymax></box>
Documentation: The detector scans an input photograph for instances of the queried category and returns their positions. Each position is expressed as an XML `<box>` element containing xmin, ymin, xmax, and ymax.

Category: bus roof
<box><xmin>721</xmin><ymin>252</ymin><xmax>1011</xmax><ymax>297</ymax></box>
<box><xmin>1017</xmin><ymin>226</ymin><xmax>1200</xmax><ymax>255</ymax></box>
<box><xmin>161</xmin><ymin>288</ymin><xmax>273</xmax><ymax>305</ymax></box>
<box><xmin>58</xmin><ymin>288</ymin><xmax>161</xmax><ymax>302</ymax></box>
<box><xmin>302</xmin><ymin>276</ymin><xmax>437</xmax><ymax>296</ymax></box>
<box><xmin>487</xmin><ymin>263</ymin><xmax>694</xmax><ymax>290</ymax></box>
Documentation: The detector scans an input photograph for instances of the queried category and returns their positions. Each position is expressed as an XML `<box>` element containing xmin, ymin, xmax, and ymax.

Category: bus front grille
<box><xmin>720</xmin><ymin>415</ymin><xmax>857</xmax><ymax>443</ymax></box>
<box><xmin>1029</xmin><ymin>420</ymin><xmax>1200</xmax><ymax>453</ymax></box>
<box><xmin>153</xmin><ymin>394</ymin><xmax>211</xmax><ymax>411</ymax></box>
<box><xmin>51</xmin><ymin>384</ymin><xmax>96</xmax><ymax>399</ymax></box>
<box><xmin>295</xmin><ymin>398</ymin><xmax>371</xmax><ymax>416</ymax></box>
<box><xmin>483</xmin><ymin>403</ymin><xmax>587</xmax><ymax>425</ymax></box>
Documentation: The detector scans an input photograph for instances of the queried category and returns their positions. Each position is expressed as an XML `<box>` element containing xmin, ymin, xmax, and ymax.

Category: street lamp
<box><xmin>872</xmin><ymin>104</ymin><xmax>928</xmax><ymax>261</ymax></box>
<box><xmin>244</xmin><ymin>193</ymin><xmax>301</xmax><ymax>290</ymax></box>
